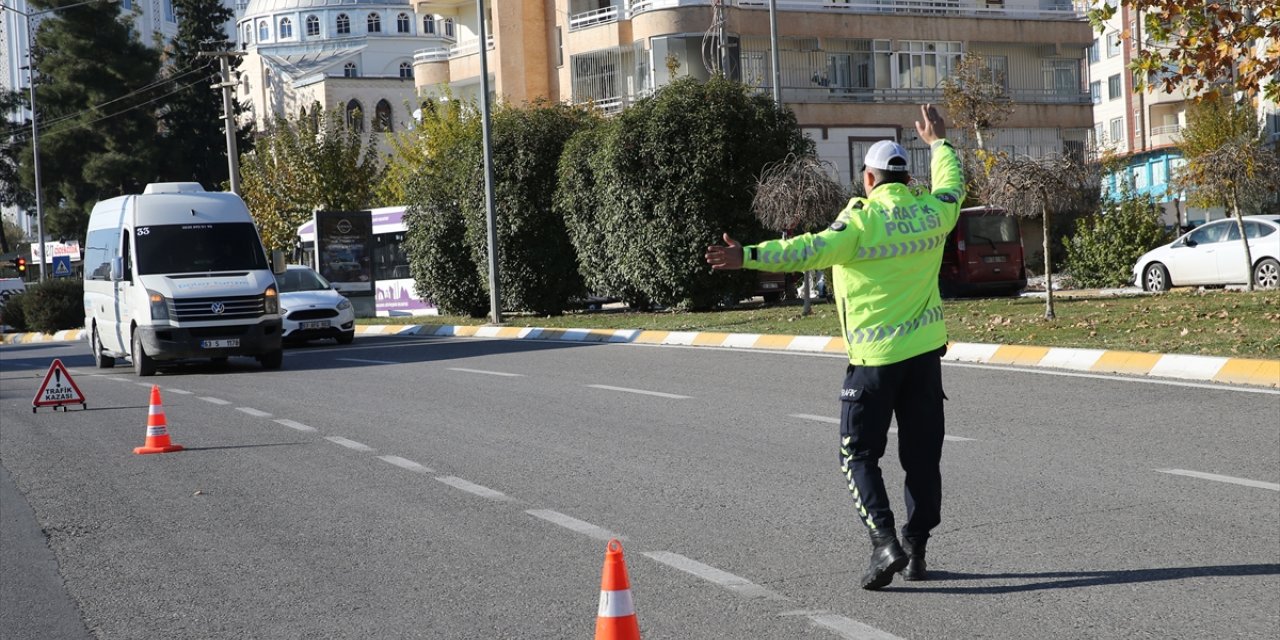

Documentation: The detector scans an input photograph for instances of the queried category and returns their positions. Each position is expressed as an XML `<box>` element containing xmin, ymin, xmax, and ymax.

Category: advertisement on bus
<box><xmin>314</xmin><ymin>211</ymin><xmax>373</xmax><ymax>293</ymax></box>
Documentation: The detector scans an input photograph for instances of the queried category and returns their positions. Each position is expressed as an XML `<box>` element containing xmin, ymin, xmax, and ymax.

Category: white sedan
<box><xmin>1133</xmin><ymin>215</ymin><xmax>1280</xmax><ymax>292</ymax></box>
<box><xmin>277</xmin><ymin>265</ymin><xmax>356</xmax><ymax>344</ymax></box>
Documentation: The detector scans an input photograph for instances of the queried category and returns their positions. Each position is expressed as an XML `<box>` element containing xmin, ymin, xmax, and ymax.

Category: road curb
<box><xmin>3</xmin><ymin>325</ymin><xmax>1276</xmax><ymax>388</ymax></box>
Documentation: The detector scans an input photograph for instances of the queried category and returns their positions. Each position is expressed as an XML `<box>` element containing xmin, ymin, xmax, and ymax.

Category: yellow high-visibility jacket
<box><xmin>743</xmin><ymin>139</ymin><xmax>965</xmax><ymax>366</ymax></box>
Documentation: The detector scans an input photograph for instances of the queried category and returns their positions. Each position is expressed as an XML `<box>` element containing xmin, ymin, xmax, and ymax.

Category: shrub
<box><xmin>564</xmin><ymin>75</ymin><xmax>810</xmax><ymax>310</ymax></box>
<box><xmin>1066</xmin><ymin>190</ymin><xmax>1172</xmax><ymax>288</ymax></box>
<box><xmin>1</xmin><ymin>291</ymin><xmax>29</xmax><ymax>331</ymax></box>
<box><xmin>20</xmin><ymin>279</ymin><xmax>84</xmax><ymax>333</ymax></box>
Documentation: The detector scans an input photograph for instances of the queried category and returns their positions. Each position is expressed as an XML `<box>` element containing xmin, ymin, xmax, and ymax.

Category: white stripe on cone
<box><xmin>597</xmin><ymin>589</ymin><xmax>634</xmax><ymax>618</ymax></box>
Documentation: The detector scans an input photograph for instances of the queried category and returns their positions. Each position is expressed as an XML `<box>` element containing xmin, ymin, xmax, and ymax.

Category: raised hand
<box><xmin>705</xmin><ymin>233</ymin><xmax>744</xmax><ymax>271</ymax></box>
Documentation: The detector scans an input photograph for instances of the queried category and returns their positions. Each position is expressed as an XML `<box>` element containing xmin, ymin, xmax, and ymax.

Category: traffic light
<box><xmin>15</xmin><ymin>257</ymin><xmax>26</xmax><ymax>273</ymax></box>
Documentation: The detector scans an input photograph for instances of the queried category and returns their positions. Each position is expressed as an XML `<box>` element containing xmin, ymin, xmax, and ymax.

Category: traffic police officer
<box><xmin>705</xmin><ymin>104</ymin><xmax>963</xmax><ymax>591</ymax></box>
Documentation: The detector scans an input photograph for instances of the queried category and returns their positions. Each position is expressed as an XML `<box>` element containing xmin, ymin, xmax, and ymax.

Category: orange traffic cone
<box><xmin>134</xmin><ymin>385</ymin><xmax>183</xmax><ymax>454</ymax></box>
<box><xmin>595</xmin><ymin>538</ymin><xmax>640</xmax><ymax>640</ymax></box>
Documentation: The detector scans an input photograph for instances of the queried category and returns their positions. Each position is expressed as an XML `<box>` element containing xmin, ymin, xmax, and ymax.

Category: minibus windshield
<box><xmin>135</xmin><ymin>223</ymin><xmax>268</xmax><ymax>275</ymax></box>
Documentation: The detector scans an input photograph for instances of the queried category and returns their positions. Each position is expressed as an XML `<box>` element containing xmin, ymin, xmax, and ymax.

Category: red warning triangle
<box><xmin>32</xmin><ymin>358</ymin><xmax>86</xmax><ymax>411</ymax></box>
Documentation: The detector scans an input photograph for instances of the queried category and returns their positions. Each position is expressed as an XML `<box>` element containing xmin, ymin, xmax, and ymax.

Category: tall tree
<box><xmin>941</xmin><ymin>50</ymin><xmax>1014</xmax><ymax>202</ymax></box>
<box><xmin>1088</xmin><ymin>0</ymin><xmax>1280</xmax><ymax>101</ymax></box>
<box><xmin>161</xmin><ymin>0</ymin><xmax>248</xmax><ymax>190</ymax></box>
<box><xmin>1</xmin><ymin>89</ymin><xmax>33</xmax><ymax>212</ymax></box>
<box><xmin>240</xmin><ymin>105</ymin><xmax>383</xmax><ymax>252</ymax></box>
<box><xmin>19</xmin><ymin>1</ymin><xmax>162</xmax><ymax>241</ymax></box>
<box><xmin>1174</xmin><ymin>97</ymin><xmax>1280</xmax><ymax>291</ymax></box>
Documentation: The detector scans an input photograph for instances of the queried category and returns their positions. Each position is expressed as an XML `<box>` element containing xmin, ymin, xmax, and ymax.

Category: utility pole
<box><xmin>769</xmin><ymin>0</ymin><xmax>782</xmax><ymax>105</ymax></box>
<box><xmin>476</xmin><ymin>0</ymin><xmax>502</xmax><ymax>325</ymax></box>
<box><xmin>198</xmin><ymin>50</ymin><xmax>245</xmax><ymax>195</ymax></box>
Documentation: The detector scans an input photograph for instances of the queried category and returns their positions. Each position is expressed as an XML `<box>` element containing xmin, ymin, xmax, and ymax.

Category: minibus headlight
<box><xmin>147</xmin><ymin>290</ymin><xmax>169</xmax><ymax>321</ymax></box>
<box><xmin>264</xmin><ymin>286</ymin><xmax>279</xmax><ymax>314</ymax></box>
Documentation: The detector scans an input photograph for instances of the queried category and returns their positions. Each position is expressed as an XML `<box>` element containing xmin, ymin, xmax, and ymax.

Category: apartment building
<box><xmin>1088</xmin><ymin>5</ymin><xmax>1280</xmax><ymax>228</ymax></box>
<box><xmin>410</xmin><ymin>0</ymin><xmax>1095</xmax><ymax>189</ymax></box>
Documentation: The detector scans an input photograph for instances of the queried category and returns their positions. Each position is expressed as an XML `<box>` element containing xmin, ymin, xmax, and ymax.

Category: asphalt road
<box><xmin>2</xmin><ymin>336</ymin><xmax>1277</xmax><ymax>639</ymax></box>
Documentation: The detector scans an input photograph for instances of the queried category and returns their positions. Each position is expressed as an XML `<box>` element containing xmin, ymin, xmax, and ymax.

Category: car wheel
<box><xmin>132</xmin><ymin>331</ymin><xmax>156</xmax><ymax>377</ymax></box>
<box><xmin>1253</xmin><ymin>258</ymin><xmax>1279</xmax><ymax>290</ymax></box>
<box><xmin>257</xmin><ymin>348</ymin><xmax>283</xmax><ymax>370</ymax></box>
<box><xmin>91</xmin><ymin>326</ymin><xmax>115</xmax><ymax>369</ymax></box>
<box><xmin>1143</xmin><ymin>263</ymin><xmax>1171</xmax><ymax>292</ymax></box>
<box><xmin>336</xmin><ymin>331</ymin><xmax>354</xmax><ymax>345</ymax></box>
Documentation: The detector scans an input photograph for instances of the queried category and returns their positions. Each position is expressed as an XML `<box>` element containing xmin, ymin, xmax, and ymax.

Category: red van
<box><xmin>939</xmin><ymin>206</ymin><xmax>1027</xmax><ymax>297</ymax></box>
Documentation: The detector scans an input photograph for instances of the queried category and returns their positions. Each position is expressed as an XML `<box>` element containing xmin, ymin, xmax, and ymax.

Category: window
<box><xmin>1246</xmin><ymin>221</ymin><xmax>1276</xmax><ymax>238</ymax></box>
<box><xmin>1094</xmin><ymin>122</ymin><xmax>1105</xmax><ymax>145</ymax></box>
<box><xmin>1152</xmin><ymin>161</ymin><xmax>1166</xmax><ymax>186</ymax></box>
<box><xmin>163</xmin><ymin>0</ymin><xmax>174</xmax><ymax>22</ymax></box>
<box><xmin>423</xmin><ymin>15</ymin><xmax>435</xmax><ymax>34</ymax></box>
<box><xmin>397</xmin><ymin>13</ymin><xmax>411</xmax><ymax>34</ymax></box>
<box><xmin>343</xmin><ymin>62</ymin><xmax>357</xmax><ymax>78</ymax></box>
<box><xmin>1188</xmin><ymin>222</ymin><xmax>1231</xmax><ymax>245</ymax></box>
<box><xmin>1109</xmin><ymin>117</ymin><xmax>1124</xmax><ymax>145</ymax></box>
<box><xmin>1042</xmin><ymin>59</ymin><xmax>1079</xmax><ymax>94</ymax></box>
<box><xmin>556</xmin><ymin>27</ymin><xmax>563</xmax><ymax>67</ymax></box>
<box><xmin>346</xmin><ymin>99</ymin><xmax>364</xmax><ymax>131</ymax></box>
<box><xmin>1106</xmin><ymin>31</ymin><xmax>1121</xmax><ymax>57</ymax></box>
<box><xmin>1087</xmin><ymin>39</ymin><xmax>1100</xmax><ymax>64</ymax></box>
<box><xmin>444</xmin><ymin>18</ymin><xmax>455</xmax><ymax>37</ymax></box>
<box><xmin>368</xmin><ymin>13</ymin><xmax>381</xmax><ymax>33</ymax></box>
<box><xmin>1108</xmin><ymin>74</ymin><xmax>1122</xmax><ymax>100</ymax></box>
<box><xmin>399</xmin><ymin>62</ymin><xmax>413</xmax><ymax>79</ymax></box>
<box><xmin>244</xmin><ymin>23</ymin><xmax>252</xmax><ymax>45</ymax></box>
<box><xmin>279</xmin><ymin>18</ymin><xmax>293</xmax><ymax>39</ymax></box>
<box><xmin>306</xmin><ymin>15</ymin><xmax>320</xmax><ymax>36</ymax></box>
<box><xmin>337</xmin><ymin>14</ymin><xmax>350</xmax><ymax>35</ymax></box>
<box><xmin>121</xmin><ymin>0</ymin><xmax>131</xmax><ymax>9</ymax></box>
<box><xmin>374</xmin><ymin>99</ymin><xmax>393</xmax><ymax>132</ymax></box>
<box><xmin>258</xmin><ymin>20</ymin><xmax>269</xmax><ymax>42</ymax></box>
<box><xmin>84</xmin><ymin>228</ymin><xmax>119</xmax><ymax>281</ymax></box>
<box><xmin>983</xmin><ymin>55</ymin><xmax>1008</xmax><ymax>89</ymax></box>
<box><xmin>1090</xmin><ymin>80</ymin><xmax>1101</xmax><ymax>104</ymax></box>
<box><xmin>895</xmin><ymin>41</ymin><xmax>962</xmax><ymax>89</ymax></box>
<box><xmin>1131</xmin><ymin>165</ymin><xmax>1147</xmax><ymax>190</ymax></box>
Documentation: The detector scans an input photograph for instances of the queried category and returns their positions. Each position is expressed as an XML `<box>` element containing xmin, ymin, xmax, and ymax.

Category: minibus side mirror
<box><xmin>111</xmin><ymin>257</ymin><xmax>125</xmax><ymax>282</ymax></box>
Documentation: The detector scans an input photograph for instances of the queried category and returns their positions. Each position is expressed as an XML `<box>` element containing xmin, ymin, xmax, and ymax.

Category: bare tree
<box><xmin>1174</xmin><ymin>97</ymin><xmax>1280</xmax><ymax>291</ymax></box>
<box><xmin>985</xmin><ymin>154</ymin><xmax>1100</xmax><ymax>319</ymax></box>
<box><xmin>753</xmin><ymin>153</ymin><xmax>849</xmax><ymax>314</ymax></box>
<box><xmin>941</xmin><ymin>51</ymin><xmax>1015</xmax><ymax>200</ymax></box>
<box><xmin>1174</xmin><ymin>144</ymin><xmax>1280</xmax><ymax>291</ymax></box>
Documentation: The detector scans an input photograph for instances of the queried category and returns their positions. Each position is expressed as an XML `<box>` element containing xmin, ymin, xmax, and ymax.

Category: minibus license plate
<box><xmin>201</xmin><ymin>339</ymin><xmax>240</xmax><ymax>349</ymax></box>
<box><xmin>300</xmin><ymin>321</ymin><xmax>330</xmax><ymax>330</ymax></box>
<box><xmin>983</xmin><ymin>255</ymin><xmax>1008</xmax><ymax>263</ymax></box>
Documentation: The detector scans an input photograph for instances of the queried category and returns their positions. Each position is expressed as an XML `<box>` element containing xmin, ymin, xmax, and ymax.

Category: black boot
<box><xmin>900</xmin><ymin>538</ymin><xmax>927</xmax><ymax>581</ymax></box>
<box><xmin>859</xmin><ymin>530</ymin><xmax>908</xmax><ymax>591</ymax></box>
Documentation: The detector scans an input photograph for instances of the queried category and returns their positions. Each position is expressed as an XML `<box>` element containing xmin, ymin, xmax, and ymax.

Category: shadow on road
<box><xmin>891</xmin><ymin>564</ymin><xmax>1280</xmax><ymax>594</ymax></box>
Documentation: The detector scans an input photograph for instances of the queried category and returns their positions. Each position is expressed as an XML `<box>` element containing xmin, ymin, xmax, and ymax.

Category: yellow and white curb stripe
<box><xmin>4</xmin><ymin>325</ymin><xmax>1275</xmax><ymax>388</ymax></box>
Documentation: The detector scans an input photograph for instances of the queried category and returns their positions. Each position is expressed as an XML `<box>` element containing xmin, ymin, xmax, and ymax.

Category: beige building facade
<box><xmin>411</xmin><ymin>0</ymin><xmax>1095</xmax><ymax>187</ymax></box>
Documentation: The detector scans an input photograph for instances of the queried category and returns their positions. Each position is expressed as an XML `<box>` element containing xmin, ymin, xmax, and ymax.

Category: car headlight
<box><xmin>337</xmin><ymin>298</ymin><xmax>351</xmax><ymax>311</ymax></box>
<box><xmin>147</xmin><ymin>289</ymin><xmax>169</xmax><ymax>321</ymax></box>
<box><xmin>264</xmin><ymin>285</ymin><xmax>279</xmax><ymax>314</ymax></box>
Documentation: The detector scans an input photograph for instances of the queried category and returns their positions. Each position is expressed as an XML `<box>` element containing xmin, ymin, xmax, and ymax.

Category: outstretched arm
<box><xmin>705</xmin><ymin>233</ymin><xmax>744</xmax><ymax>271</ymax></box>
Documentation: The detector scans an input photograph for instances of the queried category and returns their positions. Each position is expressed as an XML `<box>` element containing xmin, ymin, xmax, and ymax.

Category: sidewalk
<box><xmin>4</xmin><ymin>325</ymin><xmax>1277</xmax><ymax>389</ymax></box>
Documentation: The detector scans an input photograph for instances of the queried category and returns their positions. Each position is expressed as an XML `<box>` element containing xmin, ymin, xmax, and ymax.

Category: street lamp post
<box><xmin>2</xmin><ymin>0</ymin><xmax>117</xmax><ymax>281</ymax></box>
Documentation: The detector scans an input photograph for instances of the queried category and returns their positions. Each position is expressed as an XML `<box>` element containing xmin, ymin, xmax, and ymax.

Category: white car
<box><xmin>1133</xmin><ymin>215</ymin><xmax>1280</xmax><ymax>292</ymax></box>
<box><xmin>277</xmin><ymin>265</ymin><xmax>356</xmax><ymax>344</ymax></box>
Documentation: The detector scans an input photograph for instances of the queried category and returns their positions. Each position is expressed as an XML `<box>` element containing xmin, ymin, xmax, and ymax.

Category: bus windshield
<box><xmin>135</xmin><ymin>223</ymin><xmax>268</xmax><ymax>275</ymax></box>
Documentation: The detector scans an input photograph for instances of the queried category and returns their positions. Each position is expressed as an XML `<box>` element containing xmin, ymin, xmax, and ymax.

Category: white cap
<box><xmin>863</xmin><ymin>140</ymin><xmax>909</xmax><ymax>172</ymax></box>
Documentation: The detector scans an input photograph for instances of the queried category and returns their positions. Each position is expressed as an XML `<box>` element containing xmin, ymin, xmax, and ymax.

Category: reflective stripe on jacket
<box><xmin>742</xmin><ymin>139</ymin><xmax>965</xmax><ymax>366</ymax></box>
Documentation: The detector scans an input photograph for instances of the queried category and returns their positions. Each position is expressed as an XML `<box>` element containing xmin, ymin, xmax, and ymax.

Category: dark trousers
<box><xmin>839</xmin><ymin>346</ymin><xmax>946</xmax><ymax>543</ymax></box>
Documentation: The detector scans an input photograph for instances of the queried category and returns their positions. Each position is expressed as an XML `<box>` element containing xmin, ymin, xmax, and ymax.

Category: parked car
<box><xmin>277</xmin><ymin>265</ymin><xmax>356</xmax><ymax>344</ymax></box>
<box><xmin>1133</xmin><ymin>215</ymin><xmax>1280</xmax><ymax>292</ymax></box>
<box><xmin>939</xmin><ymin>206</ymin><xmax>1027</xmax><ymax>298</ymax></box>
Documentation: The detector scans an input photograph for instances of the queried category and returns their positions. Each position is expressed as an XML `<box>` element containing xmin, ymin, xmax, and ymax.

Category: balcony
<box><xmin>569</xmin><ymin>4</ymin><xmax>624</xmax><ymax>32</ymax></box>
<box><xmin>629</xmin><ymin>0</ymin><xmax>1085</xmax><ymax>20</ymax></box>
<box><xmin>1148</xmin><ymin>123</ymin><xmax>1181</xmax><ymax>148</ymax></box>
<box><xmin>413</xmin><ymin>35</ymin><xmax>494</xmax><ymax>65</ymax></box>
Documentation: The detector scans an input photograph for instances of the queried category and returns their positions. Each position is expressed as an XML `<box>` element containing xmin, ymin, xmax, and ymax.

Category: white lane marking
<box><xmin>587</xmin><ymin>384</ymin><xmax>691</xmax><ymax>400</ymax></box>
<box><xmin>1155</xmin><ymin>469</ymin><xmax>1280</xmax><ymax>492</ymax></box>
<box><xmin>237</xmin><ymin>407</ymin><xmax>272</xmax><ymax>418</ymax></box>
<box><xmin>526</xmin><ymin>509</ymin><xmax>621</xmax><ymax>542</ymax></box>
<box><xmin>135</xmin><ymin>382</ymin><xmax>153</xmax><ymax>388</ymax></box>
<box><xmin>199</xmin><ymin>396</ymin><xmax>231</xmax><ymax>405</ymax></box>
<box><xmin>337</xmin><ymin>357</ymin><xmax>398</xmax><ymax>365</ymax></box>
<box><xmin>641</xmin><ymin>551</ymin><xmax>787</xmax><ymax>600</ymax></box>
<box><xmin>163</xmin><ymin>388</ymin><xmax>192</xmax><ymax>395</ymax></box>
<box><xmin>435</xmin><ymin>476</ymin><xmax>511</xmax><ymax>501</ymax></box>
<box><xmin>105</xmin><ymin>377</ymin><xmax>128</xmax><ymax>382</ymax></box>
<box><xmin>448</xmin><ymin>367</ymin><xmax>524</xmax><ymax>377</ymax></box>
<box><xmin>324</xmin><ymin>436</ymin><xmax>374</xmax><ymax>452</ymax></box>
<box><xmin>378</xmin><ymin>455</ymin><xmax>434</xmax><ymax>474</ymax></box>
<box><xmin>789</xmin><ymin>414</ymin><xmax>976</xmax><ymax>442</ymax></box>
<box><xmin>805</xmin><ymin>612</ymin><xmax>908</xmax><ymax>640</ymax></box>
<box><xmin>274</xmin><ymin>419</ymin><xmax>316</xmax><ymax>432</ymax></box>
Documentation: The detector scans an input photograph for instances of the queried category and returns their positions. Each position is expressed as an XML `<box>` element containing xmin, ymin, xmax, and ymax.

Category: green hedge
<box><xmin>5</xmin><ymin>279</ymin><xmax>83</xmax><ymax>333</ymax></box>
<box><xmin>1066</xmin><ymin>190</ymin><xmax>1172</xmax><ymax>288</ymax></box>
